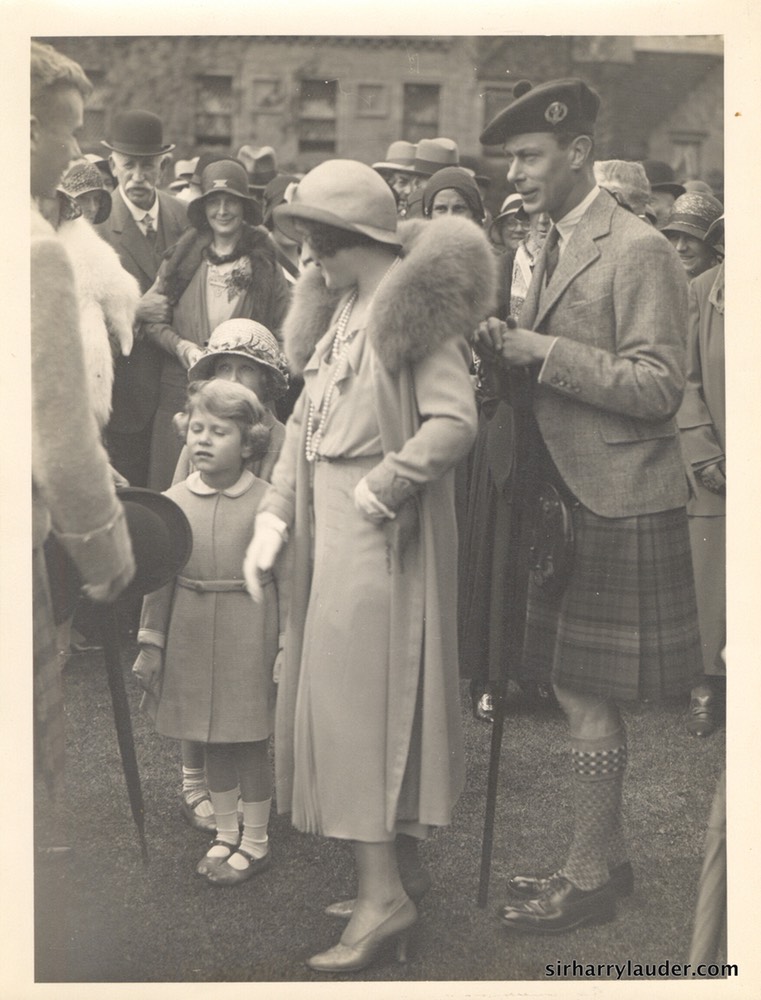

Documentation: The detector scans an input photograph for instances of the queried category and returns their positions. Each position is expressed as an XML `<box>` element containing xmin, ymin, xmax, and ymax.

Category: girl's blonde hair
<box><xmin>177</xmin><ymin>379</ymin><xmax>270</xmax><ymax>465</ymax></box>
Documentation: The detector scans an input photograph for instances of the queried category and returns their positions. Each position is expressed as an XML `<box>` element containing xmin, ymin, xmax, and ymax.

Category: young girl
<box><xmin>133</xmin><ymin>379</ymin><xmax>281</xmax><ymax>885</ymax></box>
<box><xmin>170</xmin><ymin>319</ymin><xmax>289</xmax><ymax>837</ymax></box>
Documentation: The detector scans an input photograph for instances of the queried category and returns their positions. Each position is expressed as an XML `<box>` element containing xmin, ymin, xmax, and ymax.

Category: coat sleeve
<box><xmin>364</xmin><ymin>335</ymin><xmax>478</xmax><ymax>510</ymax></box>
<box><xmin>31</xmin><ymin>231</ymin><xmax>134</xmax><ymax>587</ymax></box>
<box><xmin>258</xmin><ymin>387</ymin><xmax>307</xmax><ymax>527</ymax></box>
<box><xmin>538</xmin><ymin>231</ymin><xmax>689</xmax><ymax>422</ymax></box>
<box><xmin>677</xmin><ymin>278</ymin><xmax>724</xmax><ymax>471</ymax></box>
<box><xmin>137</xmin><ymin>580</ymin><xmax>176</xmax><ymax>648</ymax></box>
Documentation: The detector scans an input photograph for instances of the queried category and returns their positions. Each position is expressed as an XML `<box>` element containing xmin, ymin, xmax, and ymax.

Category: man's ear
<box><xmin>569</xmin><ymin>135</ymin><xmax>593</xmax><ymax>171</ymax></box>
<box><xmin>30</xmin><ymin>115</ymin><xmax>41</xmax><ymax>151</ymax></box>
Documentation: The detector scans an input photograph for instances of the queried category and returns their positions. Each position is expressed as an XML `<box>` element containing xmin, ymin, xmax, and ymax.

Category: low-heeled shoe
<box><xmin>508</xmin><ymin>860</ymin><xmax>633</xmax><ymax>899</ymax></box>
<box><xmin>497</xmin><ymin>875</ymin><xmax>616</xmax><ymax>934</ymax></box>
<box><xmin>687</xmin><ymin>685</ymin><xmax>716</xmax><ymax>737</ymax></box>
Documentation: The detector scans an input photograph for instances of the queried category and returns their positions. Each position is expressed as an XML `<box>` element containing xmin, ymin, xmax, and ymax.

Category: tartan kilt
<box><xmin>33</xmin><ymin>544</ymin><xmax>66</xmax><ymax>798</ymax></box>
<box><xmin>522</xmin><ymin>505</ymin><xmax>702</xmax><ymax>702</ymax></box>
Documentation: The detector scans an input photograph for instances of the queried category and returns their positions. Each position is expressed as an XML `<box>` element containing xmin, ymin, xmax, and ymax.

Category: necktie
<box><xmin>142</xmin><ymin>213</ymin><xmax>156</xmax><ymax>246</ymax></box>
<box><xmin>544</xmin><ymin>225</ymin><xmax>560</xmax><ymax>283</ymax></box>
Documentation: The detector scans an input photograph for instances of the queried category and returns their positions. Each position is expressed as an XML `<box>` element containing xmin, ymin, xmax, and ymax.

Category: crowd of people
<box><xmin>32</xmin><ymin>38</ymin><xmax>726</xmax><ymax>973</ymax></box>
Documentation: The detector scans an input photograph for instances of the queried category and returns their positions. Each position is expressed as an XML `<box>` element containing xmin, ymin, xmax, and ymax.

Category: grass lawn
<box><xmin>34</xmin><ymin>642</ymin><xmax>725</xmax><ymax>984</ymax></box>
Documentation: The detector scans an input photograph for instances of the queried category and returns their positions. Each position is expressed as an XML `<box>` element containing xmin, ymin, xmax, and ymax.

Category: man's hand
<box><xmin>135</xmin><ymin>288</ymin><xmax>172</xmax><ymax>325</ymax></box>
<box><xmin>83</xmin><ymin>558</ymin><xmax>136</xmax><ymax>604</ymax></box>
<box><xmin>697</xmin><ymin>461</ymin><xmax>726</xmax><ymax>495</ymax></box>
<box><xmin>499</xmin><ymin>325</ymin><xmax>552</xmax><ymax>368</ymax></box>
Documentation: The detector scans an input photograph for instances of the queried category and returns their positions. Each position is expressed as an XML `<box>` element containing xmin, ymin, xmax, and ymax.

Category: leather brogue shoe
<box><xmin>497</xmin><ymin>875</ymin><xmax>616</xmax><ymax>934</ymax></box>
<box><xmin>508</xmin><ymin>860</ymin><xmax>633</xmax><ymax>899</ymax></box>
<box><xmin>687</xmin><ymin>684</ymin><xmax>716</xmax><ymax>737</ymax></box>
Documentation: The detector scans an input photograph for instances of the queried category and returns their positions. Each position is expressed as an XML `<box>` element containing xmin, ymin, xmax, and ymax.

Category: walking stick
<box><xmin>96</xmin><ymin>602</ymin><xmax>150</xmax><ymax>865</ymax></box>
<box><xmin>477</xmin><ymin>357</ymin><xmax>533</xmax><ymax>907</ymax></box>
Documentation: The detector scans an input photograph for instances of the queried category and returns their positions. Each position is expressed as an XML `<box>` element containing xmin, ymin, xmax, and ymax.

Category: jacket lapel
<box><xmin>110</xmin><ymin>189</ymin><xmax>161</xmax><ymax>283</ymax></box>
<box><xmin>528</xmin><ymin>191</ymin><xmax>614</xmax><ymax>332</ymax></box>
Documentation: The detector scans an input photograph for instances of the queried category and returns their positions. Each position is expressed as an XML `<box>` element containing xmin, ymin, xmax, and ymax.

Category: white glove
<box><xmin>132</xmin><ymin>644</ymin><xmax>163</xmax><ymax>694</ymax></box>
<box><xmin>354</xmin><ymin>476</ymin><xmax>396</xmax><ymax>524</ymax></box>
<box><xmin>244</xmin><ymin>512</ymin><xmax>289</xmax><ymax>603</ymax></box>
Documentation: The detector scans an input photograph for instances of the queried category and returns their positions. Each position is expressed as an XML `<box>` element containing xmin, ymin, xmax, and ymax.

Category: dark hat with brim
<box><xmin>102</xmin><ymin>110</ymin><xmax>175</xmax><ymax>157</ymax></box>
<box><xmin>44</xmin><ymin>488</ymin><xmax>192</xmax><ymax>624</ymax></box>
<box><xmin>61</xmin><ymin>161</ymin><xmax>112</xmax><ymax>224</ymax></box>
<box><xmin>480</xmin><ymin>78</ymin><xmax>600</xmax><ymax>146</ymax></box>
<box><xmin>187</xmin><ymin>159</ymin><xmax>263</xmax><ymax>230</ymax></box>
<box><xmin>661</xmin><ymin>192</ymin><xmax>724</xmax><ymax>243</ymax></box>
<box><xmin>641</xmin><ymin>160</ymin><xmax>685</xmax><ymax>199</ymax></box>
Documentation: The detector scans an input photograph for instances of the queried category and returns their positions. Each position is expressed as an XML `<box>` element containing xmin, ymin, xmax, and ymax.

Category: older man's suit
<box><xmin>97</xmin><ymin>188</ymin><xmax>188</xmax><ymax>485</ymax></box>
<box><xmin>523</xmin><ymin>188</ymin><xmax>689</xmax><ymax>518</ymax></box>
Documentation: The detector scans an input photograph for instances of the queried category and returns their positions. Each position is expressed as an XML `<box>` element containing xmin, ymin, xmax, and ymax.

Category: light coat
<box><xmin>261</xmin><ymin>216</ymin><xmax>496</xmax><ymax>830</ymax></box>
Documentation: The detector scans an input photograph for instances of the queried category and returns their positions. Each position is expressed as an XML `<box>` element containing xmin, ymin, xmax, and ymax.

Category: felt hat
<box><xmin>61</xmin><ymin>161</ymin><xmax>112</xmax><ymax>224</ymax></box>
<box><xmin>186</xmin><ymin>159</ymin><xmax>263</xmax><ymax>229</ymax></box>
<box><xmin>480</xmin><ymin>78</ymin><xmax>600</xmax><ymax>146</ymax></box>
<box><xmin>237</xmin><ymin>145</ymin><xmax>278</xmax><ymax>188</ymax></box>
<box><xmin>169</xmin><ymin>157</ymin><xmax>199</xmax><ymax>191</ymax></box>
<box><xmin>704</xmin><ymin>213</ymin><xmax>725</xmax><ymax>253</ymax></box>
<box><xmin>641</xmin><ymin>160</ymin><xmax>685</xmax><ymax>199</ymax></box>
<box><xmin>372</xmin><ymin>140</ymin><xmax>418</xmax><ymax>173</ymax></box>
<box><xmin>101</xmin><ymin>110</ymin><xmax>175</xmax><ymax>156</ymax></box>
<box><xmin>44</xmin><ymin>489</ymin><xmax>192</xmax><ymax>624</ymax></box>
<box><xmin>262</xmin><ymin>173</ymin><xmax>300</xmax><ymax>229</ymax></box>
<box><xmin>661</xmin><ymin>192</ymin><xmax>724</xmax><ymax>243</ymax></box>
<box><xmin>188</xmin><ymin>318</ymin><xmax>290</xmax><ymax>397</ymax></box>
<box><xmin>683</xmin><ymin>179</ymin><xmax>715</xmax><ymax>197</ymax></box>
<box><xmin>412</xmin><ymin>137</ymin><xmax>460</xmax><ymax>176</ymax></box>
<box><xmin>421</xmin><ymin>166</ymin><xmax>485</xmax><ymax>223</ymax></box>
<box><xmin>488</xmin><ymin>193</ymin><xmax>529</xmax><ymax>245</ymax></box>
<box><xmin>273</xmin><ymin>159</ymin><xmax>401</xmax><ymax>248</ymax></box>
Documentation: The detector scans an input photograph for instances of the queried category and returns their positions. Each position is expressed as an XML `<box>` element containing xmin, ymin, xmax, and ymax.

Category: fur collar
<box><xmin>283</xmin><ymin>217</ymin><xmax>497</xmax><ymax>375</ymax></box>
<box><xmin>158</xmin><ymin>223</ymin><xmax>277</xmax><ymax>305</ymax></box>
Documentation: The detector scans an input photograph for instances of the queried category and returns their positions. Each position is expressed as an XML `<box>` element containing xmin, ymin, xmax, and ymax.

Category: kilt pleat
<box><xmin>522</xmin><ymin>506</ymin><xmax>701</xmax><ymax>702</ymax></box>
<box><xmin>33</xmin><ymin>545</ymin><xmax>66</xmax><ymax>797</ymax></box>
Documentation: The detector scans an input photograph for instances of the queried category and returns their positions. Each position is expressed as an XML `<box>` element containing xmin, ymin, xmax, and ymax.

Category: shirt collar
<box><xmin>555</xmin><ymin>184</ymin><xmax>601</xmax><ymax>250</ymax></box>
<box><xmin>185</xmin><ymin>469</ymin><xmax>255</xmax><ymax>497</ymax></box>
<box><xmin>120</xmin><ymin>187</ymin><xmax>159</xmax><ymax>227</ymax></box>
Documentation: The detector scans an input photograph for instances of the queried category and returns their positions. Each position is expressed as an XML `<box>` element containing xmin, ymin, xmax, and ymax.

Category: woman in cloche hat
<box><xmin>142</xmin><ymin>158</ymin><xmax>290</xmax><ymax>492</ymax></box>
<box><xmin>662</xmin><ymin>191</ymin><xmax>724</xmax><ymax>281</ymax></box>
<box><xmin>243</xmin><ymin>159</ymin><xmax>497</xmax><ymax>972</ymax></box>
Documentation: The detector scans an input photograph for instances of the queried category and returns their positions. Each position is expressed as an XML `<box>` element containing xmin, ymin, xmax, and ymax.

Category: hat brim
<box><xmin>488</xmin><ymin>209</ymin><xmax>527</xmax><ymax>245</ymax></box>
<box><xmin>661</xmin><ymin>221</ymin><xmax>710</xmax><ymax>241</ymax></box>
<box><xmin>372</xmin><ymin>161</ymin><xmax>418</xmax><ymax>173</ymax></box>
<box><xmin>188</xmin><ymin>349</ymin><xmax>288</xmax><ymax>397</ymax></box>
<box><xmin>115</xmin><ymin>487</ymin><xmax>193</xmax><ymax>600</ymax></box>
<box><xmin>273</xmin><ymin>202</ymin><xmax>402</xmax><ymax>249</ymax></box>
<box><xmin>651</xmin><ymin>182</ymin><xmax>686</xmax><ymax>198</ymax></box>
<box><xmin>101</xmin><ymin>140</ymin><xmax>176</xmax><ymax>156</ymax></box>
<box><xmin>187</xmin><ymin>191</ymin><xmax>263</xmax><ymax>230</ymax></box>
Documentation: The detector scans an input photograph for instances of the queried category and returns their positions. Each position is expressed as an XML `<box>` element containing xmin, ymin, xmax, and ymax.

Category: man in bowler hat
<box><xmin>97</xmin><ymin>110</ymin><xmax>188</xmax><ymax>487</ymax></box>
<box><xmin>477</xmin><ymin>79</ymin><xmax>701</xmax><ymax>932</ymax></box>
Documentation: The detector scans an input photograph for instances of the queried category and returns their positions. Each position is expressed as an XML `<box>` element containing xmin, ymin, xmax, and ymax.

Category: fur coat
<box><xmin>57</xmin><ymin>216</ymin><xmax>140</xmax><ymax>428</ymax></box>
<box><xmin>262</xmin><ymin>215</ymin><xmax>497</xmax><ymax>830</ymax></box>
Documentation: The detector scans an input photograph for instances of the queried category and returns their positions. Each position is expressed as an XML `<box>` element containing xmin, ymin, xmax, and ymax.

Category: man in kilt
<box><xmin>477</xmin><ymin>78</ymin><xmax>701</xmax><ymax>932</ymax></box>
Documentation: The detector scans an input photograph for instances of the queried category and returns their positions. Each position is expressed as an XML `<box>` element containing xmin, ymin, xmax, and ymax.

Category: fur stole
<box><xmin>283</xmin><ymin>216</ymin><xmax>497</xmax><ymax>375</ymax></box>
<box><xmin>158</xmin><ymin>223</ymin><xmax>278</xmax><ymax>305</ymax></box>
<box><xmin>57</xmin><ymin>217</ymin><xmax>140</xmax><ymax>428</ymax></box>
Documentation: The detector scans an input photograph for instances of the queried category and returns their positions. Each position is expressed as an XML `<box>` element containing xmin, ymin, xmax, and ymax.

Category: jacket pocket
<box><xmin>599</xmin><ymin>415</ymin><xmax>678</xmax><ymax>444</ymax></box>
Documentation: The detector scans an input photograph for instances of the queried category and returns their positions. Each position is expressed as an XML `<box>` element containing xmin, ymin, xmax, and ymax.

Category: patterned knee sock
<box><xmin>560</xmin><ymin>728</ymin><xmax>628</xmax><ymax>890</ymax></box>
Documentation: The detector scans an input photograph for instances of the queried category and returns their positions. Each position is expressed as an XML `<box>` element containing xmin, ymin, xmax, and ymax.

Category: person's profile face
<box><xmin>31</xmin><ymin>86</ymin><xmax>84</xmax><ymax>200</ymax></box>
<box><xmin>503</xmin><ymin>132</ymin><xmax>578</xmax><ymax>220</ymax></box>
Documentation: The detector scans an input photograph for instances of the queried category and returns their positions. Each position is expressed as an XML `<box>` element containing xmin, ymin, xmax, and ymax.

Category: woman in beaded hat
<box><xmin>662</xmin><ymin>191</ymin><xmax>724</xmax><ymax>281</ymax></box>
<box><xmin>142</xmin><ymin>158</ymin><xmax>290</xmax><ymax>491</ymax></box>
<box><xmin>243</xmin><ymin>159</ymin><xmax>496</xmax><ymax>972</ymax></box>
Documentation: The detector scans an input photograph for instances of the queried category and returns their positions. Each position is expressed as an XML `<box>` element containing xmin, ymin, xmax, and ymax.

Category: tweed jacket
<box><xmin>97</xmin><ymin>188</ymin><xmax>189</xmax><ymax>433</ymax></box>
<box><xmin>522</xmin><ymin>189</ymin><xmax>690</xmax><ymax>518</ymax></box>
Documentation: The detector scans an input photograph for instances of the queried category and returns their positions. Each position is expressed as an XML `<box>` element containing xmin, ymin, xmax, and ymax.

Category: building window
<box><xmin>402</xmin><ymin>84</ymin><xmax>440</xmax><ymax>140</ymax></box>
<box><xmin>81</xmin><ymin>69</ymin><xmax>107</xmax><ymax>146</ymax></box>
<box><xmin>356</xmin><ymin>83</ymin><xmax>388</xmax><ymax>118</ymax></box>
<box><xmin>195</xmin><ymin>75</ymin><xmax>233</xmax><ymax>148</ymax></box>
<box><xmin>480</xmin><ymin>86</ymin><xmax>513</xmax><ymax>154</ymax></box>
<box><xmin>298</xmin><ymin>79</ymin><xmax>337</xmax><ymax>153</ymax></box>
<box><xmin>669</xmin><ymin>131</ymin><xmax>707</xmax><ymax>181</ymax></box>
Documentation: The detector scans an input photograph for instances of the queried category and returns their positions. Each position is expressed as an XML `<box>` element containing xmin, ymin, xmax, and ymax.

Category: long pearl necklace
<box><xmin>304</xmin><ymin>258</ymin><xmax>399</xmax><ymax>463</ymax></box>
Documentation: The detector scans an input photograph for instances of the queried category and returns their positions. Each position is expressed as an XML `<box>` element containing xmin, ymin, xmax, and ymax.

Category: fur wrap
<box><xmin>282</xmin><ymin>216</ymin><xmax>498</xmax><ymax>375</ymax></box>
<box><xmin>57</xmin><ymin>216</ymin><xmax>140</xmax><ymax>428</ymax></box>
<box><xmin>157</xmin><ymin>223</ymin><xmax>279</xmax><ymax>306</ymax></box>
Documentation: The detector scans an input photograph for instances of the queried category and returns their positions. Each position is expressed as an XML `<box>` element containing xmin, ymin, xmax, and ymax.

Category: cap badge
<box><xmin>545</xmin><ymin>101</ymin><xmax>569</xmax><ymax>125</ymax></box>
<box><xmin>212</xmin><ymin>179</ymin><xmax>229</xmax><ymax>188</ymax></box>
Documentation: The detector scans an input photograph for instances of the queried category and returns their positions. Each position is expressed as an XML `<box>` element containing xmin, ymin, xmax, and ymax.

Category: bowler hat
<box><xmin>187</xmin><ymin>159</ymin><xmax>263</xmax><ymax>230</ymax></box>
<box><xmin>188</xmin><ymin>318</ymin><xmax>290</xmax><ymax>397</ymax></box>
<box><xmin>102</xmin><ymin>110</ymin><xmax>175</xmax><ymax>157</ymax></box>
<box><xmin>61</xmin><ymin>161</ymin><xmax>112</xmax><ymax>224</ymax></box>
<box><xmin>661</xmin><ymin>192</ymin><xmax>724</xmax><ymax>243</ymax></box>
<box><xmin>372</xmin><ymin>140</ymin><xmax>418</xmax><ymax>173</ymax></box>
<box><xmin>480</xmin><ymin>78</ymin><xmax>600</xmax><ymax>146</ymax></box>
<box><xmin>641</xmin><ymin>160</ymin><xmax>685</xmax><ymax>199</ymax></box>
<box><xmin>237</xmin><ymin>145</ymin><xmax>278</xmax><ymax>188</ymax></box>
<box><xmin>273</xmin><ymin>159</ymin><xmax>401</xmax><ymax>248</ymax></box>
<box><xmin>44</xmin><ymin>488</ymin><xmax>192</xmax><ymax>624</ymax></box>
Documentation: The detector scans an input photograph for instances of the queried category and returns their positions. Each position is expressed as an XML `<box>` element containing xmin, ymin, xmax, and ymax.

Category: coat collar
<box><xmin>522</xmin><ymin>189</ymin><xmax>615</xmax><ymax>331</ymax></box>
<box><xmin>185</xmin><ymin>469</ymin><xmax>255</xmax><ymax>497</ymax></box>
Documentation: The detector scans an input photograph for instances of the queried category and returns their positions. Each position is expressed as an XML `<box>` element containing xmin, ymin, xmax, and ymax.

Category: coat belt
<box><xmin>176</xmin><ymin>576</ymin><xmax>247</xmax><ymax>593</ymax></box>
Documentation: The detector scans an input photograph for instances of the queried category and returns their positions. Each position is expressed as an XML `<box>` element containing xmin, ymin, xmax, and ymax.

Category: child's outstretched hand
<box><xmin>132</xmin><ymin>644</ymin><xmax>163</xmax><ymax>693</ymax></box>
<box><xmin>244</xmin><ymin>512</ymin><xmax>289</xmax><ymax>603</ymax></box>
